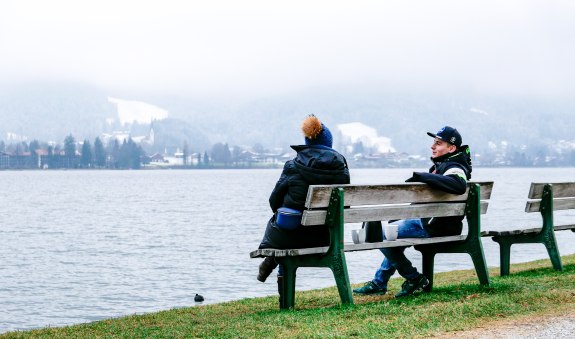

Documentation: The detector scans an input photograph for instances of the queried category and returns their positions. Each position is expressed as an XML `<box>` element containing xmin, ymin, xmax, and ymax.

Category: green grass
<box><xmin>4</xmin><ymin>255</ymin><xmax>575</xmax><ymax>338</ymax></box>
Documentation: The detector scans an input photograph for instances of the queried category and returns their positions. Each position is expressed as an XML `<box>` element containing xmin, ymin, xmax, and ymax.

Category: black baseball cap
<box><xmin>427</xmin><ymin>126</ymin><xmax>462</xmax><ymax>148</ymax></box>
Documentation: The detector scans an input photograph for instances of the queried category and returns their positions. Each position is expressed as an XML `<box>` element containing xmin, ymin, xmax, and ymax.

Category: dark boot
<box><xmin>257</xmin><ymin>257</ymin><xmax>278</xmax><ymax>282</ymax></box>
<box><xmin>277</xmin><ymin>275</ymin><xmax>284</xmax><ymax>308</ymax></box>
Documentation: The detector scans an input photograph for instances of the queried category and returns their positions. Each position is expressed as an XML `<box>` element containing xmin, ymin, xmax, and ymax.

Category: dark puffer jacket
<box><xmin>259</xmin><ymin>145</ymin><xmax>350</xmax><ymax>249</ymax></box>
<box><xmin>405</xmin><ymin>145</ymin><xmax>472</xmax><ymax>236</ymax></box>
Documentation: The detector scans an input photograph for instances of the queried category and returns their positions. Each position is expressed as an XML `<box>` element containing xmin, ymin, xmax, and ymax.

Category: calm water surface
<box><xmin>1</xmin><ymin>168</ymin><xmax>574</xmax><ymax>333</ymax></box>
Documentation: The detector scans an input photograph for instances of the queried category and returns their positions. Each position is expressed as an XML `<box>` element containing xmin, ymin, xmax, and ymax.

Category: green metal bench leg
<box><xmin>421</xmin><ymin>251</ymin><xmax>435</xmax><ymax>292</ymax></box>
<box><xmin>543</xmin><ymin>236</ymin><xmax>563</xmax><ymax>271</ymax></box>
<box><xmin>418</xmin><ymin>240</ymin><xmax>490</xmax><ymax>288</ymax></box>
<box><xmin>280</xmin><ymin>261</ymin><xmax>297</xmax><ymax>310</ymax></box>
<box><xmin>469</xmin><ymin>243</ymin><xmax>490</xmax><ymax>285</ymax></box>
<box><xmin>330</xmin><ymin>252</ymin><xmax>353</xmax><ymax>305</ymax></box>
<box><xmin>494</xmin><ymin>240</ymin><xmax>512</xmax><ymax>276</ymax></box>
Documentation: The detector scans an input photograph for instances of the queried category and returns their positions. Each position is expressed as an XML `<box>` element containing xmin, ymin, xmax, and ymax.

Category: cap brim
<box><xmin>427</xmin><ymin>132</ymin><xmax>437</xmax><ymax>138</ymax></box>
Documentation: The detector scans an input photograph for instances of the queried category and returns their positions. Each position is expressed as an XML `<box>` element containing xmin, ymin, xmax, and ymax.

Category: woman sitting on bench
<box><xmin>256</xmin><ymin>115</ymin><xmax>350</xmax><ymax>302</ymax></box>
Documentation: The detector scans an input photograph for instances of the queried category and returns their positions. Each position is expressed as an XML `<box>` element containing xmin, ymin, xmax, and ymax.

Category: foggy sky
<box><xmin>1</xmin><ymin>0</ymin><xmax>574</xmax><ymax>99</ymax></box>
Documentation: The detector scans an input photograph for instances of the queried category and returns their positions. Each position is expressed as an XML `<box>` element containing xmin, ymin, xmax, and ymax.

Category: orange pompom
<box><xmin>301</xmin><ymin>115</ymin><xmax>323</xmax><ymax>139</ymax></box>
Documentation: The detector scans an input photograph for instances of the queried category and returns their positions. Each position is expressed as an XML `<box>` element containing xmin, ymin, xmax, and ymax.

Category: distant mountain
<box><xmin>197</xmin><ymin>86</ymin><xmax>575</xmax><ymax>157</ymax></box>
<box><xmin>0</xmin><ymin>82</ymin><xmax>116</xmax><ymax>142</ymax></box>
<box><xmin>0</xmin><ymin>83</ymin><xmax>212</xmax><ymax>153</ymax></box>
<box><xmin>1</xmin><ymin>82</ymin><xmax>574</xmax><ymax>158</ymax></box>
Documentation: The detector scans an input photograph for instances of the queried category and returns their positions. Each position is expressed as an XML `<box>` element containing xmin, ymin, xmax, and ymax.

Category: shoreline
<box><xmin>3</xmin><ymin>255</ymin><xmax>575</xmax><ymax>337</ymax></box>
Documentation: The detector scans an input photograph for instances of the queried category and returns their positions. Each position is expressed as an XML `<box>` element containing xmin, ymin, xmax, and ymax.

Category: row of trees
<box><xmin>1</xmin><ymin>135</ymin><xmax>144</xmax><ymax>169</ymax></box>
<box><xmin>0</xmin><ymin>134</ymin><xmax>283</xmax><ymax>170</ymax></box>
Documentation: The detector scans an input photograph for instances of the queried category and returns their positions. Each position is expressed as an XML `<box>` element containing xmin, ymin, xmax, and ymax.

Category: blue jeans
<box><xmin>372</xmin><ymin>219</ymin><xmax>430</xmax><ymax>288</ymax></box>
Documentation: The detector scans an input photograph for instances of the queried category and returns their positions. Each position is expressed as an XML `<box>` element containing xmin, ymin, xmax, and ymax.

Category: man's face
<box><xmin>431</xmin><ymin>138</ymin><xmax>456</xmax><ymax>158</ymax></box>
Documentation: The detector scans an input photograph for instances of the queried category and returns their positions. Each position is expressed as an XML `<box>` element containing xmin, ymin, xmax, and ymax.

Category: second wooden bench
<box><xmin>488</xmin><ymin>182</ymin><xmax>575</xmax><ymax>276</ymax></box>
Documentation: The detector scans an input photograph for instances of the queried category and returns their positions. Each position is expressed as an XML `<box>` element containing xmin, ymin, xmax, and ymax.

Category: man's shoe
<box><xmin>257</xmin><ymin>257</ymin><xmax>278</xmax><ymax>282</ymax></box>
<box><xmin>353</xmin><ymin>281</ymin><xmax>387</xmax><ymax>295</ymax></box>
<box><xmin>395</xmin><ymin>274</ymin><xmax>429</xmax><ymax>298</ymax></box>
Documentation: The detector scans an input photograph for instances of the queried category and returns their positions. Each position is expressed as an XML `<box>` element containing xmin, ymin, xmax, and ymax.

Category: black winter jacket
<box><xmin>259</xmin><ymin>145</ymin><xmax>350</xmax><ymax>249</ymax></box>
<box><xmin>405</xmin><ymin>145</ymin><xmax>472</xmax><ymax>236</ymax></box>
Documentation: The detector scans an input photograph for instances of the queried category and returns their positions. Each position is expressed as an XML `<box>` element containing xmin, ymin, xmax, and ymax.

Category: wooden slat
<box><xmin>478</xmin><ymin>181</ymin><xmax>494</xmax><ymax>199</ymax></box>
<box><xmin>304</xmin><ymin>181</ymin><xmax>493</xmax><ymax>209</ymax></box>
<box><xmin>556</xmin><ymin>224</ymin><xmax>575</xmax><ymax>231</ymax></box>
<box><xmin>343</xmin><ymin>239</ymin><xmax>437</xmax><ymax>252</ymax></box>
<box><xmin>305</xmin><ymin>183</ymin><xmax>465</xmax><ymax>209</ymax></box>
<box><xmin>250</xmin><ymin>247</ymin><xmax>330</xmax><ymax>258</ymax></box>
<box><xmin>301</xmin><ymin>201</ymin><xmax>489</xmax><ymax>226</ymax></box>
<box><xmin>249</xmin><ymin>233</ymin><xmax>497</xmax><ymax>258</ymax></box>
<box><xmin>487</xmin><ymin>223</ymin><xmax>575</xmax><ymax>237</ymax></box>
<box><xmin>524</xmin><ymin>197</ymin><xmax>575</xmax><ymax>212</ymax></box>
<box><xmin>250</xmin><ymin>238</ymin><xmax>458</xmax><ymax>258</ymax></box>
<box><xmin>344</xmin><ymin>235</ymin><xmax>468</xmax><ymax>252</ymax></box>
<box><xmin>528</xmin><ymin>182</ymin><xmax>575</xmax><ymax>199</ymax></box>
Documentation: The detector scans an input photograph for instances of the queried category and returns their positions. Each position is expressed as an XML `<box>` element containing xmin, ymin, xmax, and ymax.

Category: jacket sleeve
<box><xmin>405</xmin><ymin>166</ymin><xmax>467</xmax><ymax>195</ymax></box>
<box><xmin>269</xmin><ymin>162</ymin><xmax>290</xmax><ymax>212</ymax></box>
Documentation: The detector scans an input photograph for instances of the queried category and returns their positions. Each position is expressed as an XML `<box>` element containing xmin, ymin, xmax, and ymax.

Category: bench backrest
<box><xmin>302</xmin><ymin>181</ymin><xmax>494</xmax><ymax>226</ymax></box>
<box><xmin>526</xmin><ymin>182</ymin><xmax>575</xmax><ymax>212</ymax></box>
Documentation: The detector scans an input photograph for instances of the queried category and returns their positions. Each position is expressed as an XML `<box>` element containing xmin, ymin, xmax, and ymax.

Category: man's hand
<box><xmin>405</xmin><ymin>172</ymin><xmax>422</xmax><ymax>182</ymax></box>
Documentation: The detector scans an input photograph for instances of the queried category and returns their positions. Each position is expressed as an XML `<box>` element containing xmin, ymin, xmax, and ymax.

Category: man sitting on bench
<box><xmin>354</xmin><ymin>126</ymin><xmax>472</xmax><ymax>298</ymax></box>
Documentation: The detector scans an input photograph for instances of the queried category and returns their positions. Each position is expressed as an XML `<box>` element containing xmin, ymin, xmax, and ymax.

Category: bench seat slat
<box><xmin>305</xmin><ymin>182</ymin><xmax>493</xmax><ymax>209</ymax></box>
<box><xmin>250</xmin><ymin>232</ymin><xmax>492</xmax><ymax>258</ymax></box>
<box><xmin>301</xmin><ymin>201</ymin><xmax>489</xmax><ymax>226</ymax></box>
<box><xmin>528</xmin><ymin>182</ymin><xmax>575</xmax><ymax>199</ymax></box>
<box><xmin>250</xmin><ymin>240</ymin><xmax>415</xmax><ymax>258</ymax></box>
<box><xmin>525</xmin><ymin>198</ymin><xmax>575</xmax><ymax>212</ymax></box>
<box><xmin>487</xmin><ymin>224</ymin><xmax>575</xmax><ymax>237</ymax></box>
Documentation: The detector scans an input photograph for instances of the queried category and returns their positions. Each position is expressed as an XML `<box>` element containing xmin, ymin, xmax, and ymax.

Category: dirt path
<box><xmin>434</xmin><ymin>311</ymin><xmax>575</xmax><ymax>338</ymax></box>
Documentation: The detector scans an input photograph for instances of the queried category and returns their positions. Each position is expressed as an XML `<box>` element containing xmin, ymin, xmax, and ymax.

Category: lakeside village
<box><xmin>2</xmin><ymin>122</ymin><xmax>575</xmax><ymax>170</ymax></box>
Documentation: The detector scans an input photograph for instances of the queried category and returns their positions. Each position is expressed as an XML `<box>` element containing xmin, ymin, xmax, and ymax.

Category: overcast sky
<box><xmin>1</xmin><ymin>0</ymin><xmax>574</xmax><ymax>98</ymax></box>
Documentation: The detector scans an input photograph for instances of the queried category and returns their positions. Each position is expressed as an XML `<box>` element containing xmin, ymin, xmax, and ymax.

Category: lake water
<box><xmin>1</xmin><ymin>168</ymin><xmax>575</xmax><ymax>333</ymax></box>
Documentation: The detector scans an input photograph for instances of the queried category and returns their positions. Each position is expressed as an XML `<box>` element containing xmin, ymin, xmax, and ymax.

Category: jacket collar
<box><xmin>290</xmin><ymin>144</ymin><xmax>334</xmax><ymax>152</ymax></box>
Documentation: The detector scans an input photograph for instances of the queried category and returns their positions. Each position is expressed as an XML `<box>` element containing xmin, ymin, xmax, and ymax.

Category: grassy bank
<box><xmin>4</xmin><ymin>255</ymin><xmax>575</xmax><ymax>338</ymax></box>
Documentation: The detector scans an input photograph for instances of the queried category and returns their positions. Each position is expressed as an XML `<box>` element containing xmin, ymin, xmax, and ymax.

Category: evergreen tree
<box><xmin>107</xmin><ymin>139</ymin><xmax>120</xmax><ymax>168</ymax></box>
<box><xmin>137</xmin><ymin>143</ymin><xmax>145</xmax><ymax>168</ymax></box>
<box><xmin>64</xmin><ymin>134</ymin><xmax>76</xmax><ymax>168</ymax></box>
<box><xmin>94</xmin><ymin>137</ymin><xmax>106</xmax><ymax>168</ymax></box>
<box><xmin>20</xmin><ymin>141</ymin><xmax>29</xmax><ymax>153</ymax></box>
<box><xmin>118</xmin><ymin>139</ymin><xmax>129</xmax><ymax>169</ymax></box>
<box><xmin>15</xmin><ymin>142</ymin><xmax>24</xmax><ymax>155</ymax></box>
<box><xmin>203</xmin><ymin>151</ymin><xmax>210</xmax><ymax>166</ymax></box>
<box><xmin>131</xmin><ymin>141</ymin><xmax>143</xmax><ymax>169</ymax></box>
<box><xmin>210</xmin><ymin>142</ymin><xmax>232</xmax><ymax>165</ymax></box>
<box><xmin>117</xmin><ymin>138</ymin><xmax>142</xmax><ymax>169</ymax></box>
<box><xmin>47</xmin><ymin>145</ymin><xmax>56</xmax><ymax>169</ymax></box>
<box><xmin>81</xmin><ymin>139</ymin><xmax>92</xmax><ymax>168</ymax></box>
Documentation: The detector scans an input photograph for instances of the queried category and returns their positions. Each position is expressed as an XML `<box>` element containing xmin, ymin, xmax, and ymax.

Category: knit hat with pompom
<box><xmin>301</xmin><ymin>114</ymin><xmax>333</xmax><ymax>148</ymax></box>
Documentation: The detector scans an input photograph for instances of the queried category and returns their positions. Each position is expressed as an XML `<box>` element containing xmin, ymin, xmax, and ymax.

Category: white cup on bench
<box><xmin>351</xmin><ymin>229</ymin><xmax>366</xmax><ymax>244</ymax></box>
<box><xmin>384</xmin><ymin>224</ymin><xmax>399</xmax><ymax>241</ymax></box>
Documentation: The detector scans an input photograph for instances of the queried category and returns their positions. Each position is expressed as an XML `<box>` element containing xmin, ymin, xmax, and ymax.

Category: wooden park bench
<box><xmin>250</xmin><ymin>181</ymin><xmax>494</xmax><ymax>309</ymax></box>
<box><xmin>488</xmin><ymin>182</ymin><xmax>575</xmax><ymax>276</ymax></box>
